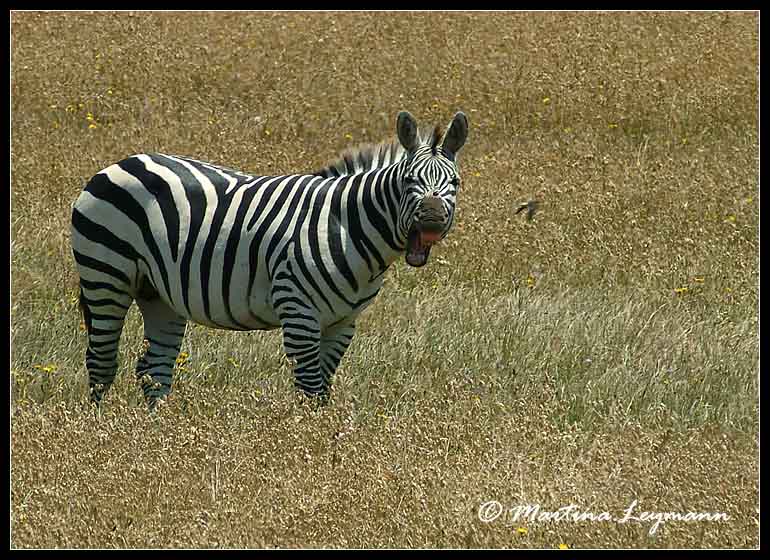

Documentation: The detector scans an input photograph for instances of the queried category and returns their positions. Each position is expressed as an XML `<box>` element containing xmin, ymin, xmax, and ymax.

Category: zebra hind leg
<box><xmin>134</xmin><ymin>295</ymin><xmax>187</xmax><ymax>410</ymax></box>
<box><xmin>79</xmin><ymin>283</ymin><xmax>133</xmax><ymax>406</ymax></box>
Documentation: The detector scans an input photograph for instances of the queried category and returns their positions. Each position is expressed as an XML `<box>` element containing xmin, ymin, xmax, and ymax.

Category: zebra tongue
<box><xmin>405</xmin><ymin>228</ymin><xmax>430</xmax><ymax>267</ymax></box>
<box><xmin>421</xmin><ymin>230</ymin><xmax>442</xmax><ymax>245</ymax></box>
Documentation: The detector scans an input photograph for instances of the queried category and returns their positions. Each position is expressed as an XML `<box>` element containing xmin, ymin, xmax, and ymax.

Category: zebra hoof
<box><xmin>298</xmin><ymin>390</ymin><xmax>330</xmax><ymax>407</ymax></box>
<box><xmin>146</xmin><ymin>395</ymin><xmax>168</xmax><ymax>413</ymax></box>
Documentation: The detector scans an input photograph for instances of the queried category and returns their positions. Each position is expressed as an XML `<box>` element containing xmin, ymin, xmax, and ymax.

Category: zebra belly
<box><xmin>203</xmin><ymin>277</ymin><xmax>281</xmax><ymax>331</ymax></box>
<box><xmin>139</xmin><ymin>255</ymin><xmax>280</xmax><ymax>332</ymax></box>
<box><xmin>176</xmin><ymin>291</ymin><xmax>280</xmax><ymax>332</ymax></box>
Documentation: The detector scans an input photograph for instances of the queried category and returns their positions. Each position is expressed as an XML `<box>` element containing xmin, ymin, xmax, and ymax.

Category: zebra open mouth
<box><xmin>405</xmin><ymin>226</ymin><xmax>443</xmax><ymax>267</ymax></box>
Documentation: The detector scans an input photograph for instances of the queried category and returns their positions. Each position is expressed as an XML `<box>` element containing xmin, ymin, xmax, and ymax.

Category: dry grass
<box><xmin>11</xmin><ymin>11</ymin><xmax>758</xmax><ymax>549</ymax></box>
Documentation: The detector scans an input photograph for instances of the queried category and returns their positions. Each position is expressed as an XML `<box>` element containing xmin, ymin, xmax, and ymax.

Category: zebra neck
<box><xmin>353</xmin><ymin>159</ymin><xmax>409</xmax><ymax>270</ymax></box>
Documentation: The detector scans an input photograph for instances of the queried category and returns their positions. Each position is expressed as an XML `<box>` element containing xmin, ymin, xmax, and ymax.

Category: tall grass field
<box><xmin>11</xmin><ymin>11</ymin><xmax>758</xmax><ymax>548</ymax></box>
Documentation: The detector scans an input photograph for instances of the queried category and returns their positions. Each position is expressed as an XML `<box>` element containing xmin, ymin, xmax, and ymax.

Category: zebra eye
<box><xmin>403</xmin><ymin>173</ymin><xmax>417</xmax><ymax>184</ymax></box>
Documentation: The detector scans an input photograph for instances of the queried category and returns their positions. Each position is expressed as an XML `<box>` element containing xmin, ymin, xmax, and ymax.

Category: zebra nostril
<box><xmin>422</xmin><ymin>195</ymin><xmax>444</xmax><ymax>210</ymax></box>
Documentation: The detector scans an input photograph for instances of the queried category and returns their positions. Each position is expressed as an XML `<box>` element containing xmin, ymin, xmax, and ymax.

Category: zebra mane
<box><xmin>314</xmin><ymin>124</ymin><xmax>443</xmax><ymax>178</ymax></box>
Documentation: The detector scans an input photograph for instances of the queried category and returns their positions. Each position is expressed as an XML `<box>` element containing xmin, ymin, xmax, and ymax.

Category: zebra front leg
<box><xmin>135</xmin><ymin>296</ymin><xmax>187</xmax><ymax>410</ymax></box>
<box><xmin>273</xmin><ymin>302</ymin><xmax>327</xmax><ymax>399</ymax></box>
<box><xmin>279</xmin><ymin>316</ymin><xmax>325</xmax><ymax>399</ymax></box>
<box><xmin>271</xmin><ymin>264</ymin><xmax>329</xmax><ymax>400</ymax></box>
<box><xmin>319</xmin><ymin>321</ymin><xmax>356</xmax><ymax>392</ymax></box>
<box><xmin>278</xmin><ymin>318</ymin><xmax>356</xmax><ymax>402</ymax></box>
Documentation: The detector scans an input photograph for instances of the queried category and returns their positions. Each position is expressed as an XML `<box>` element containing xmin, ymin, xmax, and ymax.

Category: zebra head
<box><xmin>396</xmin><ymin>111</ymin><xmax>469</xmax><ymax>267</ymax></box>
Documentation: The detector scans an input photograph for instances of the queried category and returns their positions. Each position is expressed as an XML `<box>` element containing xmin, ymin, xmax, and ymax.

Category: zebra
<box><xmin>71</xmin><ymin>110</ymin><xmax>468</xmax><ymax>407</ymax></box>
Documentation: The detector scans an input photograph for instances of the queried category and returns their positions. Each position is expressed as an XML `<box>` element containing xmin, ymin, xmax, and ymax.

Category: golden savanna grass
<box><xmin>11</xmin><ymin>11</ymin><xmax>758</xmax><ymax>549</ymax></box>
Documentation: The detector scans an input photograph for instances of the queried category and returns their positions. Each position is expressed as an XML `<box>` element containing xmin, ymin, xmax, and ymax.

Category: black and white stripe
<box><xmin>71</xmin><ymin>111</ymin><xmax>468</xmax><ymax>406</ymax></box>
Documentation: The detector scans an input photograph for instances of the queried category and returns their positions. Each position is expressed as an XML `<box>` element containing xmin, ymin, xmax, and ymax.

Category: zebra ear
<box><xmin>397</xmin><ymin>111</ymin><xmax>419</xmax><ymax>152</ymax></box>
<box><xmin>441</xmin><ymin>112</ymin><xmax>468</xmax><ymax>158</ymax></box>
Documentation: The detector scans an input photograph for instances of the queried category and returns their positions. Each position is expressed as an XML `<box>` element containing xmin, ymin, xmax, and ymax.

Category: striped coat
<box><xmin>71</xmin><ymin>111</ymin><xmax>468</xmax><ymax>406</ymax></box>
